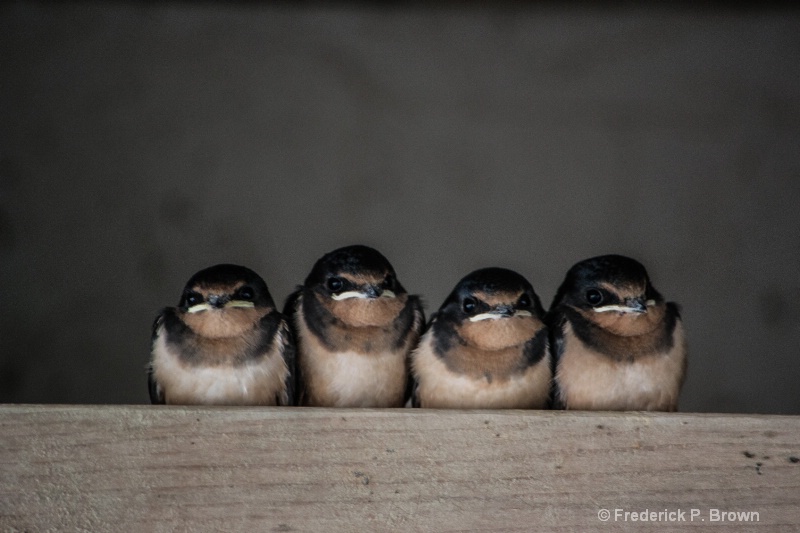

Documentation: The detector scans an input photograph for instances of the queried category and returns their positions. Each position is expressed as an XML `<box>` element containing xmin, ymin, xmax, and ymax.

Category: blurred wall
<box><xmin>1</xmin><ymin>2</ymin><xmax>799</xmax><ymax>413</ymax></box>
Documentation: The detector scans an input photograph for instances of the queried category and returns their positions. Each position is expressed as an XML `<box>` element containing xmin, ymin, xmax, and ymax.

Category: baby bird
<box><xmin>410</xmin><ymin>267</ymin><xmax>551</xmax><ymax>409</ymax></box>
<box><xmin>548</xmin><ymin>254</ymin><xmax>687</xmax><ymax>411</ymax></box>
<box><xmin>285</xmin><ymin>245</ymin><xmax>424</xmax><ymax>407</ymax></box>
<box><xmin>148</xmin><ymin>264</ymin><xmax>294</xmax><ymax>405</ymax></box>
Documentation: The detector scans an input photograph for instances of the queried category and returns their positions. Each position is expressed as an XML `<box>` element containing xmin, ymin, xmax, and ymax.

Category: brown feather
<box><xmin>411</xmin><ymin>329</ymin><xmax>551</xmax><ymax>409</ymax></box>
<box><xmin>294</xmin><ymin>294</ymin><xmax>422</xmax><ymax>407</ymax></box>
<box><xmin>556</xmin><ymin>319</ymin><xmax>687</xmax><ymax>411</ymax></box>
<box><xmin>151</xmin><ymin>316</ymin><xmax>290</xmax><ymax>406</ymax></box>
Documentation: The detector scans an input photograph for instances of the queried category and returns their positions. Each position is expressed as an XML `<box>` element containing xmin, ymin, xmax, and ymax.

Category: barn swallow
<box><xmin>410</xmin><ymin>268</ymin><xmax>551</xmax><ymax>409</ymax></box>
<box><xmin>548</xmin><ymin>254</ymin><xmax>687</xmax><ymax>411</ymax></box>
<box><xmin>284</xmin><ymin>245</ymin><xmax>424</xmax><ymax>407</ymax></box>
<box><xmin>148</xmin><ymin>264</ymin><xmax>294</xmax><ymax>405</ymax></box>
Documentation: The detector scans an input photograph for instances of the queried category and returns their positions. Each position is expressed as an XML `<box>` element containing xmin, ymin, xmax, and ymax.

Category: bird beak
<box><xmin>187</xmin><ymin>303</ymin><xmax>213</xmax><ymax>314</ymax></box>
<box><xmin>469</xmin><ymin>305</ymin><xmax>531</xmax><ymax>322</ymax></box>
<box><xmin>626</xmin><ymin>298</ymin><xmax>649</xmax><ymax>313</ymax></box>
<box><xmin>187</xmin><ymin>294</ymin><xmax>254</xmax><ymax>313</ymax></box>
<box><xmin>593</xmin><ymin>297</ymin><xmax>650</xmax><ymax>314</ymax></box>
<box><xmin>331</xmin><ymin>291</ymin><xmax>365</xmax><ymax>300</ymax></box>
<box><xmin>225</xmin><ymin>300</ymin><xmax>255</xmax><ymax>309</ymax></box>
<box><xmin>331</xmin><ymin>285</ymin><xmax>396</xmax><ymax>300</ymax></box>
<box><xmin>206</xmin><ymin>294</ymin><xmax>230</xmax><ymax>308</ymax></box>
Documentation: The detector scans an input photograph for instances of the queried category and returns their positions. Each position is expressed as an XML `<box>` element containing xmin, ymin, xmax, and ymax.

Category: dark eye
<box><xmin>326</xmin><ymin>277</ymin><xmax>344</xmax><ymax>292</ymax></box>
<box><xmin>585</xmin><ymin>289</ymin><xmax>604</xmax><ymax>306</ymax></box>
<box><xmin>238</xmin><ymin>286</ymin><xmax>254</xmax><ymax>300</ymax></box>
<box><xmin>185</xmin><ymin>291</ymin><xmax>203</xmax><ymax>307</ymax></box>
<box><xmin>518</xmin><ymin>294</ymin><xmax>531</xmax><ymax>308</ymax></box>
<box><xmin>383</xmin><ymin>274</ymin><xmax>396</xmax><ymax>290</ymax></box>
<box><xmin>462</xmin><ymin>297</ymin><xmax>477</xmax><ymax>314</ymax></box>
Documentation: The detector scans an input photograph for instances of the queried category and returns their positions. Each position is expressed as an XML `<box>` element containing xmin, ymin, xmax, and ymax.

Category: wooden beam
<box><xmin>1</xmin><ymin>406</ymin><xmax>799</xmax><ymax>531</ymax></box>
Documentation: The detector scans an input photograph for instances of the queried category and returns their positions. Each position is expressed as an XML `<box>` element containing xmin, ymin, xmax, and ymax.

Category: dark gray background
<box><xmin>2</xmin><ymin>3</ymin><xmax>798</xmax><ymax>412</ymax></box>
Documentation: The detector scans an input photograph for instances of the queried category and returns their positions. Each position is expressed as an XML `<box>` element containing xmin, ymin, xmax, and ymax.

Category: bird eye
<box><xmin>518</xmin><ymin>294</ymin><xmax>531</xmax><ymax>308</ymax></box>
<box><xmin>238</xmin><ymin>286</ymin><xmax>255</xmax><ymax>300</ymax></box>
<box><xmin>326</xmin><ymin>277</ymin><xmax>344</xmax><ymax>292</ymax></box>
<box><xmin>463</xmin><ymin>297</ymin><xmax>477</xmax><ymax>314</ymax></box>
<box><xmin>585</xmin><ymin>289</ymin><xmax>604</xmax><ymax>306</ymax></box>
<box><xmin>185</xmin><ymin>291</ymin><xmax>203</xmax><ymax>307</ymax></box>
<box><xmin>383</xmin><ymin>274</ymin><xmax>396</xmax><ymax>290</ymax></box>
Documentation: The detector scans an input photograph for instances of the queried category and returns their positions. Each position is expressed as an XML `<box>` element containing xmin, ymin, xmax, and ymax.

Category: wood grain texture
<box><xmin>1</xmin><ymin>406</ymin><xmax>799</xmax><ymax>531</ymax></box>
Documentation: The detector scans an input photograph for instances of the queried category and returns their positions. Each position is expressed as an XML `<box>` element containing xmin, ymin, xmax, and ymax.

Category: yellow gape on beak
<box><xmin>331</xmin><ymin>291</ymin><xmax>370</xmax><ymax>301</ymax></box>
<box><xmin>187</xmin><ymin>303</ymin><xmax>213</xmax><ymax>314</ymax></box>
<box><xmin>187</xmin><ymin>300</ymin><xmax>255</xmax><ymax>313</ymax></box>
<box><xmin>331</xmin><ymin>289</ymin><xmax>396</xmax><ymax>300</ymax></box>
<box><xmin>593</xmin><ymin>299</ymin><xmax>655</xmax><ymax>314</ymax></box>
<box><xmin>469</xmin><ymin>309</ymin><xmax>533</xmax><ymax>322</ymax></box>
<box><xmin>225</xmin><ymin>300</ymin><xmax>256</xmax><ymax>309</ymax></box>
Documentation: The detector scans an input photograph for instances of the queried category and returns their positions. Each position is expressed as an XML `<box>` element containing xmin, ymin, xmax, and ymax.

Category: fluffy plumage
<box><xmin>548</xmin><ymin>255</ymin><xmax>687</xmax><ymax>411</ymax></box>
<box><xmin>148</xmin><ymin>264</ymin><xmax>294</xmax><ymax>405</ymax></box>
<box><xmin>285</xmin><ymin>245</ymin><xmax>424</xmax><ymax>407</ymax></box>
<box><xmin>410</xmin><ymin>267</ymin><xmax>551</xmax><ymax>409</ymax></box>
